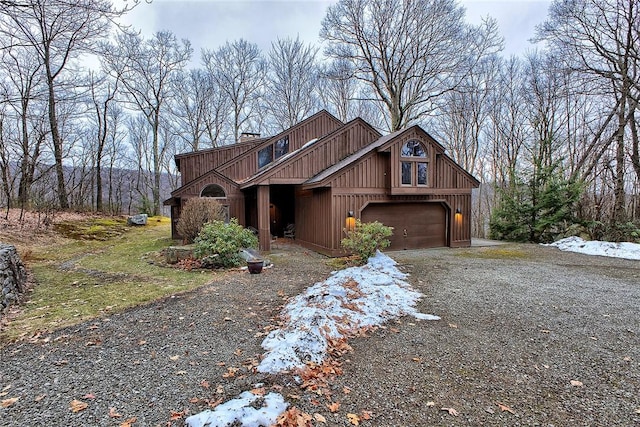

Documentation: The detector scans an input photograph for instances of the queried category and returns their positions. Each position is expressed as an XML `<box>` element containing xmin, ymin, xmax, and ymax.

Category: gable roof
<box><xmin>304</xmin><ymin>125</ymin><xmax>480</xmax><ymax>188</ymax></box>
<box><xmin>167</xmin><ymin>167</ymin><xmax>240</xmax><ymax>200</ymax></box>
<box><xmin>213</xmin><ymin>110</ymin><xmax>343</xmax><ymax>175</ymax></box>
<box><xmin>238</xmin><ymin>117</ymin><xmax>381</xmax><ymax>189</ymax></box>
<box><xmin>303</xmin><ymin>128</ymin><xmax>405</xmax><ymax>187</ymax></box>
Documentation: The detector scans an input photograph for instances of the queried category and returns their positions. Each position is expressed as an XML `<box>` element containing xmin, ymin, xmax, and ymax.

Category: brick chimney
<box><xmin>239</xmin><ymin>132</ymin><xmax>261</xmax><ymax>143</ymax></box>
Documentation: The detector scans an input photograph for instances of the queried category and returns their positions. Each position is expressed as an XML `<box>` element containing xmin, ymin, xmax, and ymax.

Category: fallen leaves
<box><xmin>70</xmin><ymin>399</ymin><xmax>88</xmax><ymax>413</ymax></box>
<box><xmin>313</xmin><ymin>413</ymin><xmax>327</xmax><ymax>423</ymax></box>
<box><xmin>276</xmin><ymin>407</ymin><xmax>312</xmax><ymax>426</ymax></box>
<box><xmin>496</xmin><ymin>402</ymin><xmax>515</xmax><ymax>414</ymax></box>
<box><xmin>119</xmin><ymin>417</ymin><xmax>137</xmax><ymax>427</ymax></box>
<box><xmin>1</xmin><ymin>397</ymin><xmax>19</xmax><ymax>408</ymax></box>
<box><xmin>570</xmin><ymin>380</ymin><xmax>584</xmax><ymax>387</ymax></box>
<box><xmin>326</xmin><ymin>401</ymin><xmax>341</xmax><ymax>413</ymax></box>
<box><xmin>347</xmin><ymin>413</ymin><xmax>360</xmax><ymax>425</ymax></box>
<box><xmin>441</xmin><ymin>407</ymin><xmax>459</xmax><ymax>416</ymax></box>
<box><xmin>109</xmin><ymin>407</ymin><xmax>122</xmax><ymax>418</ymax></box>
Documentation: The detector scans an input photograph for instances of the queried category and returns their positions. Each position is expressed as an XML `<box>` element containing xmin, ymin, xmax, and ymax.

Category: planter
<box><xmin>247</xmin><ymin>260</ymin><xmax>264</xmax><ymax>274</ymax></box>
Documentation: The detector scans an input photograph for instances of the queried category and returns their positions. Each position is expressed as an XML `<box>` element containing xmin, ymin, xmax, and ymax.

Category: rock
<box><xmin>127</xmin><ymin>213</ymin><xmax>148</xmax><ymax>226</ymax></box>
<box><xmin>0</xmin><ymin>244</ymin><xmax>27</xmax><ymax>317</ymax></box>
<box><xmin>165</xmin><ymin>245</ymin><xmax>195</xmax><ymax>264</ymax></box>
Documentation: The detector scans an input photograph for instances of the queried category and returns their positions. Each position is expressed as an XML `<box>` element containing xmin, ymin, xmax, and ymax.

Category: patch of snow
<box><xmin>300</xmin><ymin>138</ymin><xmax>318</xmax><ymax>149</ymax></box>
<box><xmin>257</xmin><ymin>250</ymin><xmax>440</xmax><ymax>374</ymax></box>
<box><xmin>184</xmin><ymin>391</ymin><xmax>287</xmax><ymax>427</ymax></box>
<box><xmin>544</xmin><ymin>236</ymin><xmax>640</xmax><ymax>260</ymax></box>
<box><xmin>186</xmin><ymin>251</ymin><xmax>439</xmax><ymax>425</ymax></box>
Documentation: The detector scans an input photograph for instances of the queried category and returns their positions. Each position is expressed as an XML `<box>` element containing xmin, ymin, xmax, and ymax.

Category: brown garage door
<box><xmin>361</xmin><ymin>202</ymin><xmax>447</xmax><ymax>250</ymax></box>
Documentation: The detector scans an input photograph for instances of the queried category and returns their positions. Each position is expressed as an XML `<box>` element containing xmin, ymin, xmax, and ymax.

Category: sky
<box><xmin>119</xmin><ymin>0</ymin><xmax>553</xmax><ymax>65</ymax></box>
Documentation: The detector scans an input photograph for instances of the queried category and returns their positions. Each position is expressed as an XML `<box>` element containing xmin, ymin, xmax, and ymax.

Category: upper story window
<box><xmin>400</xmin><ymin>140</ymin><xmax>428</xmax><ymax>186</ymax></box>
<box><xmin>401</xmin><ymin>140</ymin><xmax>426</xmax><ymax>157</ymax></box>
<box><xmin>258</xmin><ymin>136</ymin><xmax>290</xmax><ymax>168</ymax></box>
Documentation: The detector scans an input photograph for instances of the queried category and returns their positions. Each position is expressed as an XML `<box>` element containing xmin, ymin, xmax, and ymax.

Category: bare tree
<box><xmin>102</xmin><ymin>30</ymin><xmax>192</xmax><ymax>215</ymax></box>
<box><xmin>169</xmin><ymin>68</ymin><xmax>231</xmax><ymax>150</ymax></box>
<box><xmin>317</xmin><ymin>59</ymin><xmax>359</xmax><ymax>123</ymax></box>
<box><xmin>0</xmin><ymin>0</ymin><xmax>131</xmax><ymax>209</ymax></box>
<box><xmin>0</xmin><ymin>34</ymin><xmax>48</xmax><ymax>209</ymax></box>
<box><xmin>320</xmin><ymin>0</ymin><xmax>502</xmax><ymax>131</ymax></box>
<box><xmin>202</xmin><ymin>39</ymin><xmax>266</xmax><ymax>142</ymax></box>
<box><xmin>485</xmin><ymin>56</ymin><xmax>530</xmax><ymax>187</ymax></box>
<box><xmin>88</xmin><ymin>71</ymin><xmax>120</xmax><ymax>211</ymax></box>
<box><xmin>434</xmin><ymin>53</ymin><xmax>500</xmax><ymax>176</ymax></box>
<box><xmin>266</xmin><ymin>37</ymin><xmax>319</xmax><ymax>131</ymax></box>
<box><xmin>539</xmin><ymin>0</ymin><xmax>640</xmax><ymax>222</ymax></box>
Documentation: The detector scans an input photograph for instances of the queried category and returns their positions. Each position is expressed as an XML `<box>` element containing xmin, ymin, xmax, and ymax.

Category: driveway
<box><xmin>1</xmin><ymin>242</ymin><xmax>639</xmax><ymax>426</ymax></box>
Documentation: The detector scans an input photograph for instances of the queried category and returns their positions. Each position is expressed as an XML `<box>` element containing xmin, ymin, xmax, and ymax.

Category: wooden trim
<box><xmin>390</xmin><ymin>188</ymin><xmax>473</xmax><ymax>196</ymax></box>
<box><xmin>257</xmin><ymin>186</ymin><xmax>271</xmax><ymax>251</ymax></box>
<box><xmin>294</xmin><ymin>239</ymin><xmax>344</xmax><ymax>257</ymax></box>
<box><xmin>332</xmin><ymin>188</ymin><xmax>388</xmax><ymax>196</ymax></box>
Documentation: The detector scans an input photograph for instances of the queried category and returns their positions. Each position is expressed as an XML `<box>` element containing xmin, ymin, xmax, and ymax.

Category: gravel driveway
<box><xmin>1</xmin><ymin>241</ymin><xmax>639</xmax><ymax>426</ymax></box>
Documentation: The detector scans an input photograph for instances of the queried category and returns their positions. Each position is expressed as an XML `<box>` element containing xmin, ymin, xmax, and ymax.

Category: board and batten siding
<box><xmin>295</xmin><ymin>188</ymin><xmax>332</xmax><ymax>252</ymax></box>
<box><xmin>176</xmin><ymin>142</ymin><xmax>255</xmax><ymax>186</ymax></box>
<box><xmin>251</xmin><ymin>119</ymin><xmax>380</xmax><ymax>185</ymax></box>
<box><xmin>217</xmin><ymin>112</ymin><xmax>343</xmax><ymax>182</ymax></box>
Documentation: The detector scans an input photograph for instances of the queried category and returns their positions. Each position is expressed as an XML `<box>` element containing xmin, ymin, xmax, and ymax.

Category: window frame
<box><xmin>257</xmin><ymin>136</ymin><xmax>290</xmax><ymax>169</ymax></box>
<box><xmin>399</xmin><ymin>140</ymin><xmax>429</xmax><ymax>187</ymax></box>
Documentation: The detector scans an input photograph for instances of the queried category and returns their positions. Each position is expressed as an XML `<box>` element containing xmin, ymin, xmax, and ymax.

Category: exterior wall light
<box><xmin>345</xmin><ymin>210</ymin><xmax>356</xmax><ymax>232</ymax></box>
<box><xmin>455</xmin><ymin>207</ymin><xmax>462</xmax><ymax>225</ymax></box>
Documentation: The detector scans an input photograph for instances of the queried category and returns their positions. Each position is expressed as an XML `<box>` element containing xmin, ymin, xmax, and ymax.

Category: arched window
<box><xmin>400</xmin><ymin>140</ymin><xmax>428</xmax><ymax>186</ymax></box>
<box><xmin>401</xmin><ymin>140</ymin><xmax>427</xmax><ymax>157</ymax></box>
<box><xmin>200</xmin><ymin>184</ymin><xmax>226</xmax><ymax>198</ymax></box>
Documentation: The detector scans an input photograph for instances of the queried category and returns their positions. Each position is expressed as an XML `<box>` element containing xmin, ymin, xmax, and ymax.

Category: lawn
<box><xmin>0</xmin><ymin>215</ymin><xmax>216</xmax><ymax>343</ymax></box>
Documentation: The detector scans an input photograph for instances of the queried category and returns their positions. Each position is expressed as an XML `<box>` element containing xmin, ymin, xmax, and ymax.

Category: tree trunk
<box><xmin>45</xmin><ymin>62</ymin><xmax>68</xmax><ymax>209</ymax></box>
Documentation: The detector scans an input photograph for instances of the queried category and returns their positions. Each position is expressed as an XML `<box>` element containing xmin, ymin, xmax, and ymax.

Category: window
<box><xmin>258</xmin><ymin>146</ymin><xmax>273</xmax><ymax>168</ymax></box>
<box><xmin>417</xmin><ymin>162</ymin><xmax>427</xmax><ymax>185</ymax></box>
<box><xmin>401</xmin><ymin>140</ymin><xmax>426</xmax><ymax>157</ymax></box>
<box><xmin>274</xmin><ymin>136</ymin><xmax>289</xmax><ymax>159</ymax></box>
<box><xmin>200</xmin><ymin>184</ymin><xmax>226</xmax><ymax>198</ymax></box>
<box><xmin>257</xmin><ymin>136</ymin><xmax>290</xmax><ymax>168</ymax></box>
<box><xmin>401</xmin><ymin>162</ymin><xmax>412</xmax><ymax>185</ymax></box>
<box><xmin>400</xmin><ymin>140</ymin><xmax>428</xmax><ymax>186</ymax></box>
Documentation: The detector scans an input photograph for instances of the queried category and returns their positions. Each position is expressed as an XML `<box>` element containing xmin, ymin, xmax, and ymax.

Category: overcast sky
<box><xmin>120</xmin><ymin>0</ymin><xmax>552</xmax><ymax>63</ymax></box>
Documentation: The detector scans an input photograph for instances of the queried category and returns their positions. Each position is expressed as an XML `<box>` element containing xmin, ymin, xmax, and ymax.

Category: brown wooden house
<box><xmin>164</xmin><ymin>110</ymin><xmax>479</xmax><ymax>256</ymax></box>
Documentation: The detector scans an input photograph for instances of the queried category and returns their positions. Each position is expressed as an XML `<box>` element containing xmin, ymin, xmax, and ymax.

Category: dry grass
<box><xmin>0</xmin><ymin>209</ymin><xmax>217</xmax><ymax>344</ymax></box>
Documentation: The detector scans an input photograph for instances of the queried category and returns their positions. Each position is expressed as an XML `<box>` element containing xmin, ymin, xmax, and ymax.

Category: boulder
<box><xmin>0</xmin><ymin>244</ymin><xmax>27</xmax><ymax>315</ymax></box>
<box><xmin>165</xmin><ymin>245</ymin><xmax>195</xmax><ymax>264</ymax></box>
<box><xmin>127</xmin><ymin>213</ymin><xmax>148</xmax><ymax>226</ymax></box>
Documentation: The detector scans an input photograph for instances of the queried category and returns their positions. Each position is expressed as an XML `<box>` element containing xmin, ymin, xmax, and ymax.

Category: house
<box><xmin>164</xmin><ymin>110</ymin><xmax>479</xmax><ymax>256</ymax></box>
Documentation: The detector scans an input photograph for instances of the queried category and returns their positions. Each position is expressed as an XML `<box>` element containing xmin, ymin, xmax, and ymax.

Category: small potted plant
<box><xmin>246</xmin><ymin>258</ymin><xmax>264</xmax><ymax>274</ymax></box>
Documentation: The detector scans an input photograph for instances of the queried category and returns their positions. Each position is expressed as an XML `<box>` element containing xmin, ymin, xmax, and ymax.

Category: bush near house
<box><xmin>194</xmin><ymin>219</ymin><xmax>258</xmax><ymax>268</ymax></box>
<box><xmin>341</xmin><ymin>220</ymin><xmax>393</xmax><ymax>264</ymax></box>
<box><xmin>176</xmin><ymin>197</ymin><xmax>226</xmax><ymax>243</ymax></box>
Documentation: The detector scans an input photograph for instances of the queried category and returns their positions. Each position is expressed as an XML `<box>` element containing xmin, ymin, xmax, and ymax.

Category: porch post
<box><xmin>257</xmin><ymin>185</ymin><xmax>271</xmax><ymax>251</ymax></box>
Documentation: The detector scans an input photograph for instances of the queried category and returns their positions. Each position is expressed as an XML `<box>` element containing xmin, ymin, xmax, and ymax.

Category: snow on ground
<box><xmin>185</xmin><ymin>251</ymin><xmax>439</xmax><ymax>427</ymax></box>
<box><xmin>545</xmin><ymin>236</ymin><xmax>640</xmax><ymax>260</ymax></box>
<box><xmin>258</xmin><ymin>250</ymin><xmax>439</xmax><ymax>374</ymax></box>
<box><xmin>185</xmin><ymin>391</ymin><xmax>287</xmax><ymax>427</ymax></box>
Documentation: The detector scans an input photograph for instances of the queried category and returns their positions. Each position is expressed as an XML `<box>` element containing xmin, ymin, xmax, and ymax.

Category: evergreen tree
<box><xmin>490</xmin><ymin>161</ymin><xmax>582</xmax><ymax>243</ymax></box>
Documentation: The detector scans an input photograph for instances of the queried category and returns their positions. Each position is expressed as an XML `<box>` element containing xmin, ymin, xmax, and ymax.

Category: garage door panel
<box><xmin>361</xmin><ymin>202</ymin><xmax>447</xmax><ymax>250</ymax></box>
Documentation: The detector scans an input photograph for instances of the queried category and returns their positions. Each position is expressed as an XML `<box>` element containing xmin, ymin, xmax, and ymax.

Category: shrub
<box><xmin>176</xmin><ymin>198</ymin><xmax>226</xmax><ymax>243</ymax></box>
<box><xmin>341</xmin><ymin>219</ymin><xmax>393</xmax><ymax>264</ymax></box>
<box><xmin>194</xmin><ymin>218</ymin><xmax>258</xmax><ymax>268</ymax></box>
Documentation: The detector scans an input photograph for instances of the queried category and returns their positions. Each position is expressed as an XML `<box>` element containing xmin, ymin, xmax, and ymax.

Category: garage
<box><xmin>361</xmin><ymin>202</ymin><xmax>448</xmax><ymax>250</ymax></box>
